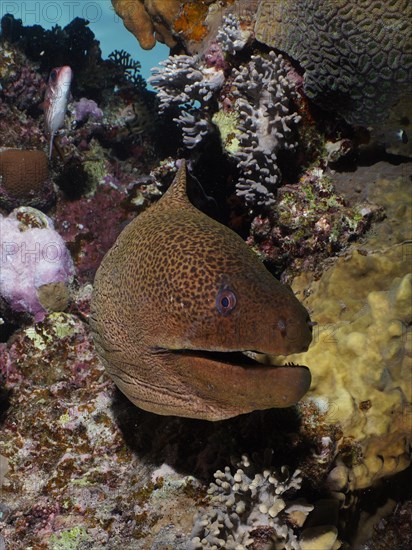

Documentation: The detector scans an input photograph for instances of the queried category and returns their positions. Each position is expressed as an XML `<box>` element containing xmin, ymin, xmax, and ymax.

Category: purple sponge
<box><xmin>0</xmin><ymin>207</ymin><xmax>74</xmax><ymax>322</ymax></box>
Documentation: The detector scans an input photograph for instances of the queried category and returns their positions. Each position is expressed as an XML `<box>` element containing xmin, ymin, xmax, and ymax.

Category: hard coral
<box><xmin>247</xmin><ymin>168</ymin><xmax>384</xmax><ymax>279</ymax></box>
<box><xmin>1</xmin><ymin>65</ymin><xmax>46</xmax><ymax>111</ymax></box>
<box><xmin>73</xmin><ymin>98</ymin><xmax>103</xmax><ymax>124</ymax></box>
<box><xmin>111</xmin><ymin>0</ymin><xmax>181</xmax><ymax>49</ymax></box>
<box><xmin>284</xmin><ymin>168</ymin><xmax>412</xmax><ymax>490</ymax></box>
<box><xmin>54</xmin><ymin>182</ymin><xmax>135</xmax><ymax>284</ymax></box>
<box><xmin>0</xmin><ymin>148</ymin><xmax>55</xmax><ymax>211</ymax></box>
<box><xmin>0</xmin><ymin>313</ymin><xmax>200</xmax><ymax>548</ymax></box>
<box><xmin>255</xmin><ymin>0</ymin><xmax>412</xmax><ymax>125</ymax></box>
<box><xmin>0</xmin><ymin>208</ymin><xmax>74</xmax><ymax>323</ymax></box>
<box><xmin>149</xmin><ymin>54</ymin><xmax>224</xmax><ymax>149</ymax></box>
<box><xmin>230</xmin><ymin>51</ymin><xmax>301</xmax><ymax>206</ymax></box>
<box><xmin>190</xmin><ymin>454</ymin><xmax>340</xmax><ymax>549</ymax></box>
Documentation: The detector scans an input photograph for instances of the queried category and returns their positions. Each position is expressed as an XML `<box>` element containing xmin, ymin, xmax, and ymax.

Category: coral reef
<box><xmin>0</xmin><ymin>148</ymin><xmax>55</xmax><ymax>211</ymax></box>
<box><xmin>1</xmin><ymin>65</ymin><xmax>46</xmax><ymax>111</ymax></box>
<box><xmin>229</xmin><ymin>51</ymin><xmax>301</xmax><ymax>206</ymax></box>
<box><xmin>73</xmin><ymin>98</ymin><xmax>103</xmax><ymax>124</ymax></box>
<box><xmin>283</xmin><ymin>165</ymin><xmax>412</xmax><ymax>490</ymax></box>
<box><xmin>111</xmin><ymin>1</ymin><xmax>256</xmax><ymax>51</ymax></box>
<box><xmin>247</xmin><ymin>167</ymin><xmax>384</xmax><ymax>280</ymax></box>
<box><xmin>111</xmin><ymin>0</ymin><xmax>182</xmax><ymax>49</ymax></box>
<box><xmin>54</xmin><ymin>180</ymin><xmax>136</xmax><ymax>284</ymax></box>
<box><xmin>216</xmin><ymin>13</ymin><xmax>252</xmax><ymax>55</ymax></box>
<box><xmin>190</xmin><ymin>454</ymin><xmax>341</xmax><ymax>549</ymax></box>
<box><xmin>0</xmin><ymin>208</ymin><xmax>74</xmax><ymax>322</ymax></box>
<box><xmin>0</xmin><ymin>312</ymin><xmax>204</xmax><ymax>548</ymax></box>
<box><xmin>255</xmin><ymin>0</ymin><xmax>412</xmax><ymax>125</ymax></box>
<box><xmin>150</xmin><ymin>46</ymin><xmax>301</xmax><ymax>206</ymax></box>
<box><xmin>0</xmin><ymin>7</ymin><xmax>410</xmax><ymax>549</ymax></box>
<box><xmin>108</xmin><ymin>49</ymin><xmax>146</xmax><ymax>91</ymax></box>
<box><xmin>361</xmin><ymin>500</ymin><xmax>412</xmax><ymax>550</ymax></box>
<box><xmin>149</xmin><ymin>53</ymin><xmax>224</xmax><ymax>149</ymax></box>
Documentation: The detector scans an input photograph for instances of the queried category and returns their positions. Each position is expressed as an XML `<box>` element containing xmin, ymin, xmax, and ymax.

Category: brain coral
<box><xmin>255</xmin><ymin>0</ymin><xmax>412</xmax><ymax>125</ymax></box>
<box><xmin>282</xmin><ymin>170</ymin><xmax>412</xmax><ymax>490</ymax></box>
<box><xmin>0</xmin><ymin>148</ymin><xmax>55</xmax><ymax>210</ymax></box>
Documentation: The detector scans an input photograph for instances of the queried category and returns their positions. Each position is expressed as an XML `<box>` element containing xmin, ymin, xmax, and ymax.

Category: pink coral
<box><xmin>0</xmin><ymin>208</ymin><xmax>74</xmax><ymax>321</ymax></box>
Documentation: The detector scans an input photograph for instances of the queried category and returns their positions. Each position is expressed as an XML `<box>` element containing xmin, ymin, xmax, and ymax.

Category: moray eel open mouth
<box><xmin>156</xmin><ymin>347</ymin><xmax>312</xmax><ymax>413</ymax></box>
<box><xmin>168</xmin><ymin>348</ymin><xmax>306</xmax><ymax>368</ymax></box>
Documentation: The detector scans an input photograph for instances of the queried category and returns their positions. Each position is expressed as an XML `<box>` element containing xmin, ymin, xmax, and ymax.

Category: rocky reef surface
<box><xmin>0</xmin><ymin>7</ymin><xmax>411</xmax><ymax>550</ymax></box>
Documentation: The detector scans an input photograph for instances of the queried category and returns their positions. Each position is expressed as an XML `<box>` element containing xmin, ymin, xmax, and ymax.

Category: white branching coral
<box><xmin>189</xmin><ymin>455</ymin><xmax>313</xmax><ymax>550</ymax></box>
<box><xmin>216</xmin><ymin>14</ymin><xmax>251</xmax><ymax>55</ymax></box>
<box><xmin>148</xmin><ymin>55</ymin><xmax>224</xmax><ymax>149</ymax></box>
<box><xmin>231</xmin><ymin>51</ymin><xmax>301</xmax><ymax>206</ymax></box>
<box><xmin>149</xmin><ymin>25</ymin><xmax>301</xmax><ymax>206</ymax></box>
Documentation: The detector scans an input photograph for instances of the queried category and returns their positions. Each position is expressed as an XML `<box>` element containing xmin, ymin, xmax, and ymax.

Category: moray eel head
<box><xmin>91</xmin><ymin>162</ymin><xmax>313</xmax><ymax>420</ymax></box>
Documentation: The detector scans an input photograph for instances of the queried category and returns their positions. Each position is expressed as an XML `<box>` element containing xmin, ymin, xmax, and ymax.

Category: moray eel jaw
<box><xmin>99</xmin><ymin>344</ymin><xmax>311</xmax><ymax>421</ymax></box>
<box><xmin>169</xmin><ymin>349</ymin><xmax>311</xmax><ymax>420</ymax></box>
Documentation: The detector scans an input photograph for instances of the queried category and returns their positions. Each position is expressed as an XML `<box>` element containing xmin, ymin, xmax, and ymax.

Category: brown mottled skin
<box><xmin>90</xmin><ymin>162</ymin><xmax>313</xmax><ymax>420</ymax></box>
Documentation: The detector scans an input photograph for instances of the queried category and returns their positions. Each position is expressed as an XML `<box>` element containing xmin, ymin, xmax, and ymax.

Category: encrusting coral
<box><xmin>254</xmin><ymin>0</ymin><xmax>412</xmax><ymax>125</ymax></box>
<box><xmin>283</xmin><ymin>169</ymin><xmax>412</xmax><ymax>490</ymax></box>
<box><xmin>111</xmin><ymin>0</ymin><xmax>181</xmax><ymax>49</ymax></box>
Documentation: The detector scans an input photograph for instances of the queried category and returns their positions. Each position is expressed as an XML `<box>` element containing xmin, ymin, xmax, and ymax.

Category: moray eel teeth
<box><xmin>91</xmin><ymin>161</ymin><xmax>313</xmax><ymax>420</ymax></box>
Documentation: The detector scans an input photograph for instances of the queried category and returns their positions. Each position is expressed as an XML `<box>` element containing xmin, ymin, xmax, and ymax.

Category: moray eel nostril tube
<box><xmin>90</xmin><ymin>161</ymin><xmax>312</xmax><ymax>420</ymax></box>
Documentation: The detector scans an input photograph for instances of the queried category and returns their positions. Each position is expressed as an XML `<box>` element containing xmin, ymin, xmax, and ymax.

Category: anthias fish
<box><xmin>91</xmin><ymin>161</ymin><xmax>313</xmax><ymax>421</ymax></box>
<box><xmin>43</xmin><ymin>66</ymin><xmax>72</xmax><ymax>159</ymax></box>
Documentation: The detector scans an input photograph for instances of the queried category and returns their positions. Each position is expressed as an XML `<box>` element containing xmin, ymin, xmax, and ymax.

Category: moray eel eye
<box><xmin>49</xmin><ymin>69</ymin><xmax>57</xmax><ymax>82</ymax></box>
<box><xmin>216</xmin><ymin>287</ymin><xmax>237</xmax><ymax>316</ymax></box>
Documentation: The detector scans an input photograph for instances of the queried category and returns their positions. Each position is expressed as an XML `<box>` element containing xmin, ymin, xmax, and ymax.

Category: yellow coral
<box><xmin>281</xmin><ymin>169</ymin><xmax>412</xmax><ymax>490</ymax></box>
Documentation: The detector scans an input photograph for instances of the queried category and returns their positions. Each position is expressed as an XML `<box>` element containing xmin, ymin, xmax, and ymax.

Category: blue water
<box><xmin>0</xmin><ymin>0</ymin><xmax>168</xmax><ymax>83</ymax></box>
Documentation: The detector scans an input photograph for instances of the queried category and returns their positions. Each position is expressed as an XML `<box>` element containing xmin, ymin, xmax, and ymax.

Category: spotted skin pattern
<box><xmin>90</xmin><ymin>162</ymin><xmax>313</xmax><ymax>420</ymax></box>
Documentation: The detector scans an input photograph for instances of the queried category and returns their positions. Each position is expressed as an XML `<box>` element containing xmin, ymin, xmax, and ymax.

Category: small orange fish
<box><xmin>43</xmin><ymin>66</ymin><xmax>72</xmax><ymax>159</ymax></box>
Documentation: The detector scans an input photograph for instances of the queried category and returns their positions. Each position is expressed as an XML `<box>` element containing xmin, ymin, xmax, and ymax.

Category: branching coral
<box><xmin>189</xmin><ymin>455</ymin><xmax>312</xmax><ymax>549</ymax></box>
<box><xmin>150</xmin><ymin>37</ymin><xmax>300</xmax><ymax>206</ymax></box>
<box><xmin>108</xmin><ymin>49</ymin><xmax>146</xmax><ymax>90</ymax></box>
<box><xmin>230</xmin><ymin>51</ymin><xmax>301</xmax><ymax>206</ymax></box>
<box><xmin>149</xmin><ymin>54</ymin><xmax>224</xmax><ymax>149</ymax></box>
<box><xmin>216</xmin><ymin>13</ymin><xmax>251</xmax><ymax>55</ymax></box>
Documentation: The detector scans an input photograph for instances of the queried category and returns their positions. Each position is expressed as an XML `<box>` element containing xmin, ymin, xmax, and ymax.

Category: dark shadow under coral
<box><xmin>111</xmin><ymin>388</ymin><xmax>313</xmax><ymax>483</ymax></box>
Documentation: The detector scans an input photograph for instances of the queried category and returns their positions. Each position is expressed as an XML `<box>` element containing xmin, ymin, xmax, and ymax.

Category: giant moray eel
<box><xmin>90</xmin><ymin>162</ymin><xmax>313</xmax><ymax>420</ymax></box>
